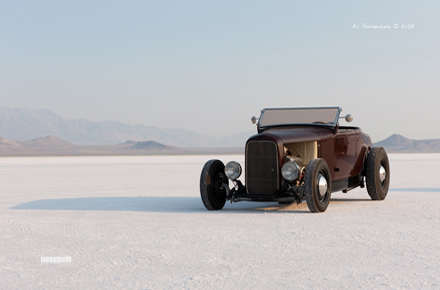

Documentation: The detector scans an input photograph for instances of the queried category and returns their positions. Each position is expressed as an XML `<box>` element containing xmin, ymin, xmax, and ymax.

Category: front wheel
<box><xmin>305</xmin><ymin>158</ymin><xmax>332</xmax><ymax>213</ymax></box>
<box><xmin>200</xmin><ymin>160</ymin><xmax>228</xmax><ymax>210</ymax></box>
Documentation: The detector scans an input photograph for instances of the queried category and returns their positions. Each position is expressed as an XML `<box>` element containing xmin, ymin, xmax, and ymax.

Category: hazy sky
<box><xmin>1</xmin><ymin>0</ymin><xmax>439</xmax><ymax>142</ymax></box>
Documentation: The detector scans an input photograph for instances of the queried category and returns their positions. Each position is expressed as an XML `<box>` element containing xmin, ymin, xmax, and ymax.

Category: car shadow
<box><xmin>11</xmin><ymin>197</ymin><xmax>205</xmax><ymax>213</ymax></box>
<box><xmin>10</xmin><ymin>196</ymin><xmax>378</xmax><ymax>214</ymax></box>
<box><xmin>10</xmin><ymin>196</ymin><xmax>309</xmax><ymax>214</ymax></box>
<box><xmin>330</xmin><ymin>198</ymin><xmax>371</xmax><ymax>202</ymax></box>
<box><xmin>389</xmin><ymin>188</ymin><xmax>440</xmax><ymax>192</ymax></box>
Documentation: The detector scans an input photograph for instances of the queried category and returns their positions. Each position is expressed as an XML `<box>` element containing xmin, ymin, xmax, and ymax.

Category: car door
<box><xmin>333</xmin><ymin>130</ymin><xmax>359</xmax><ymax>180</ymax></box>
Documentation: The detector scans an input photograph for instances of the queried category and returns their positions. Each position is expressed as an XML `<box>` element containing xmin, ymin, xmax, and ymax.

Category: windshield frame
<box><xmin>258</xmin><ymin>107</ymin><xmax>342</xmax><ymax>129</ymax></box>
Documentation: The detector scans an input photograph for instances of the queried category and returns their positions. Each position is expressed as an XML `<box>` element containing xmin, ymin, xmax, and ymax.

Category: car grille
<box><xmin>246</xmin><ymin>141</ymin><xmax>279</xmax><ymax>195</ymax></box>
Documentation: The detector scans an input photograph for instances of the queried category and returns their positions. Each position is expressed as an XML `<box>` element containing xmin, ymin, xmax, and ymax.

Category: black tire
<box><xmin>305</xmin><ymin>158</ymin><xmax>332</xmax><ymax>213</ymax></box>
<box><xmin>200</xmin><ymin>160</ymin><xmax>228</xmax><ymax>210</ymax></box>
<box><xmin>366</xmin><ymin>147</ymin><xmax>390</xmax><ymax>200</ymax></box>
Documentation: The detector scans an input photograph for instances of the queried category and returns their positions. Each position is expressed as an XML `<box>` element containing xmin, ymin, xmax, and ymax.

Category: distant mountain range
<box><xmin>373</xmin><ymin>134</ymin><xmax>440</xmax><ymax>153</ymax></box>
<box><xmin>0</xmin><ymin>135</ymin><xmax>169</xmax><ymax>156</ymax></box>
<box><xmin>0</xmin><ymin>106</ymin><xmax>254</xmax><ymax>147</ymax></box>
<box><xmin>0</xmin><ymin>135</ymin><xmax>243</xmax><ymax>156</ymax></box>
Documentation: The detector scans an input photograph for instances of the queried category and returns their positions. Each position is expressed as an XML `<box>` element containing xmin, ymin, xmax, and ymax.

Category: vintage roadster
<box><xmin>200</xmin><ymin>107</ymin><xmax>390</xmax><ymax>213</ymax></box>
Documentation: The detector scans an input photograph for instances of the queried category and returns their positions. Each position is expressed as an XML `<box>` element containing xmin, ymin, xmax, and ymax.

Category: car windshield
<box><xmin>259</xmin><ymin>107</ymin><xmax>341</xmax><ymax>127</ymax></box>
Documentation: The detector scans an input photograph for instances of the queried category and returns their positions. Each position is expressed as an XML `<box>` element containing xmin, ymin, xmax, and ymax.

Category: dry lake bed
<box><xmin>1</xmin><ymin>154</ymin><xmax>439</xmax><ymax>289</ymax></box>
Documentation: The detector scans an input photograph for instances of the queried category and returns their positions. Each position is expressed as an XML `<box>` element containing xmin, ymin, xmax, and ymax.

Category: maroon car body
<box><xmin>247</xmin><ymin>125</ymin><xmax>371</xmax><ymax>194</ymax></box>
<box><xmin>200</xmin><ymin>107</ymin><xmax>390</xmax><ymax>213</ymax></box>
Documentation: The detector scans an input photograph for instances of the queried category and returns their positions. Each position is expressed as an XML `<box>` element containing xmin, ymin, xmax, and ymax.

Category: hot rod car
<box><xmin>200</xmin><ymin>107</ymin><xmax>390</xmax><ymax>213</ymax></box>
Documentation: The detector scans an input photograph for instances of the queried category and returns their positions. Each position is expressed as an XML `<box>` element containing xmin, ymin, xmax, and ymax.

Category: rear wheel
<box><xmin>366</xmin><ymin>147</ymin><xmax>390</xmax><ymax>200</ymax></box>
<box><xmin>200</xmin><ymin>160</ymin><xmax>227</xmax><ymax>210</ymax></box>
<box><xmin>305</xmin><ymin>158</ymin><xmax>332</xmax><ymax>213</ymax></box>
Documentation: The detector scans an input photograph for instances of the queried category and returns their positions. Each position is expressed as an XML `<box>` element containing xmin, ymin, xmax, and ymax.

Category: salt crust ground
<box><xmin>1</xmin><ymin>154</ymin><xmax>439</xmax><ymax>289</ymax></box>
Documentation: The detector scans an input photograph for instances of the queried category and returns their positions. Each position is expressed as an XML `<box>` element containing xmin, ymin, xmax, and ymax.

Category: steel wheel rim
<box><xmin>379</xmin><ymin>161</ymin><xmax>387</xmax><ymax>187</ymax></box>
<box><xmin>317</xmin><ymin>172</ymin><xmax>329</xmax><ymax>203</ymax></box>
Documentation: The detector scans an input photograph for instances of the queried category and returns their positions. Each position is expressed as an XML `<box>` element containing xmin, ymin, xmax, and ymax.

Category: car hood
<box><xmin>248</xmin><ymin>127</ymin><xmax>334</xmax><ymax>144</ymax></box>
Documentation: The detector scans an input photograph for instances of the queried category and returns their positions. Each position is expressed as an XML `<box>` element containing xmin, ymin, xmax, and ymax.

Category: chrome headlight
<box><xmin>225</xmin><ymin>161</ymin><xmax>242</xmax><ymax>180</ymax></box>
<box><xmin>281</xmin><ymin>161</ymin><xmax>300</xmax><ymax>181</ymax></box>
